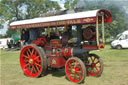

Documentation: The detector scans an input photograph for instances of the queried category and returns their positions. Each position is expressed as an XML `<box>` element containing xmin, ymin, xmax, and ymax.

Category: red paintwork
<box><xmin>98</xmin><ymin>9</ymin><xmax>112</xmax><ymax>23</ymax></box>
<box><xmin>82</xmin><ymin>45</ymin><xmax>98</xmax><ymax>49</ymax></box>
<box><xmin>31</xmin><ymin>37</ymin><xmax>47</xmax><ymax>46</ymax></box>
<box><xmin>52</xmin><ymin>48</ymin><xmax>62</xmax><ymax>57</ymax></box>
<box><xmin>20</xmin><ymin>45</ymin><xmax>43</xmax><ymax>77</ymax></box>
<box><xmin>83</xmin><ymin>26</ymin><xmax>96</xmax><ymax>41</ymax></box>
<box><xmin>82</xmin><ymin>44</ymin><xmax>105</xmax><ymax>50</ymax></box>
<box><xmin>98</xmin><ymin>44</ymin><xmax>105</xmax><ymax>49</ymax></box>
<box><xmin>50</xmin><ymin>56</ymin><xmax>66</xmax><ymax>68</ymax></box>
<box><xmin>50</xmin><ymin>39</ymin><xmax>62</xmax><ymax>48</ymax></box>
<box><xmin>62</xmin><ymin>47</ymin><xmax>73</xmax><ymax>58</ymax></box>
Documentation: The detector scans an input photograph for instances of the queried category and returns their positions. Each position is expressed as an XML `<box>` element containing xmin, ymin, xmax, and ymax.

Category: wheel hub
<box><xmin>29</xmin><ymin>59</ymin><xmax>33</xmax><ymax>64</ymax></box>
<box><xmin>92</xmin><ymin>63</ymin><xmax>95</xmax><ymax>68</ymax></box>
<box><xmin>71</xmin><ymin>69</ymin><xmax>75</xmax><ymax>73</ymax></box>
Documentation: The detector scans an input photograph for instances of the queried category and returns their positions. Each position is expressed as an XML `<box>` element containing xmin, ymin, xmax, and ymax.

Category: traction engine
<box><xmin>10</xmin><ymin>9</ymin><xmax>112</xmax><ymax>84</ymax></box>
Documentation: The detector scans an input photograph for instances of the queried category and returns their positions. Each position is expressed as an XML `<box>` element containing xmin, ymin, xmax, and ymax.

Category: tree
<box><xmin>0</xmin><ymin>0</ymin><xmax>61</xmax><ymax>37</ymax></box>
<box><xmin>5</xmin><ymin>28</ymin><xmax>17</xmax><ymax>37</ymax></box>
<box><xmin>24</xmin><ymin>0</ymin><xmax>61</xmax><ymax>19</ymax></box>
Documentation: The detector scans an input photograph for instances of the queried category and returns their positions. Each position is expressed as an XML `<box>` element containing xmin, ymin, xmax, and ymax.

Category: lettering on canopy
<box><xmin>10</xmin><ymin>17</ymin><xmax>96</xmax><ymax>29</ymax></box>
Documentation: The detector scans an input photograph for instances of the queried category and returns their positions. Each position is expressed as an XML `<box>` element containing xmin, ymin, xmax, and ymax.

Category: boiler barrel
<box><xmin>62</xmin><ymin>47</ymin><xmax>90</xmax><ymax>58</ymax></box>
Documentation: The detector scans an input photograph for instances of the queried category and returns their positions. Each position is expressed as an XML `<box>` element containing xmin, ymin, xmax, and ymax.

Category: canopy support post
<box><xmin>96</xmin><ymin>16</ymin><xmax>99</xmax><ymax>48</ymax></box>
<box><xmin>102</xmin><ymin>12</ymin><xmax>105</xmax><ymax>44</ymax></box>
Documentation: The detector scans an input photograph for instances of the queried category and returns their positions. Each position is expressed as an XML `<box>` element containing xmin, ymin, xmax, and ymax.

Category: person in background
<box><xmin>20</xmin><ymin>29</ymin><xmax>29</xmax><ymax>48</ymax></box>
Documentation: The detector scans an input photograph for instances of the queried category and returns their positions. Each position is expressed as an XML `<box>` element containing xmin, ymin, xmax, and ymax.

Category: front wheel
<box><xmin>86</xmin><ymin>54</ymin><xmax>103</xmax><ymax>77</ymax></box>
<box><xmin>65</xmin><ymin>57</ymin><xmax>86</xmax><ymax>83</ymax></box>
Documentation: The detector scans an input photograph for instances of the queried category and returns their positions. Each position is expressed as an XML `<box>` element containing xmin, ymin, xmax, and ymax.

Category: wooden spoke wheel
<box><xmin>20</xmin><ymin>44</ymin><xmax>47</xmax><ymax>77</ymax></box>
<box><xmin>65</xmin><ymin>57</ymin><xmax>86</xmax><ymax>83</ymax></box>
<box><xmin>86</xmin><ymin>54</ymin><xmax>103</xmax><ymax>77</ymax></box>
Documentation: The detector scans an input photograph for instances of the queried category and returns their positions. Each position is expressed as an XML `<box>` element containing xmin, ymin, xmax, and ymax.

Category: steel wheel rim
<box><xmin>87</xmin><ymin>54</ymin><xmax>102</xmax><ymax>76</ymax></box>
<box><xmin>66</xmin><ymin>59</ymin><xmax>84</xmax><ymax>83</ymax></box>
<box><xmin>20</xmin><ymin>46</ymin><xmax>43</xmax><ymax>77</ymax></box>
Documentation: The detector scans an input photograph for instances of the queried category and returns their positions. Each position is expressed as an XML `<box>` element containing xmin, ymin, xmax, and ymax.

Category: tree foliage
<box><xmin>24</xmin><ymin>0</ymin><xmax>61</xmax><ymax>19</ymax></box>
<box><xmin>64</xmin><ymin>0</ymin><xmax>78</xmax><ymax>10</ymax></box>
<box><xmin>0</xmin><ymin>0</ymin><xmax>61</xmax><ymax>37</ymax></box>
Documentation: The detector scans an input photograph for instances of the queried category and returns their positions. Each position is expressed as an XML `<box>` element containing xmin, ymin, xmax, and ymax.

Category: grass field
<box><xmin>0</xmin><ymin>45</ymin><xmax>128</xmax><ymax>85</ymax></box>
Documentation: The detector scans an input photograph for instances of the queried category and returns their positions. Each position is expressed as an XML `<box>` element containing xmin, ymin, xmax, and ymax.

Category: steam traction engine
<box><xmin>10</xmin><ymin>9</ymin><xmax>112</xmax><ymax>83</ymax></box>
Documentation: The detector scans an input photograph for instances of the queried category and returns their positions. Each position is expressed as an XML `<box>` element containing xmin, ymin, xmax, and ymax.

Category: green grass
<box><xmin>0</xmin><ymin>45</ymin><xmax>128</xmax><ymax>85</ymax></box>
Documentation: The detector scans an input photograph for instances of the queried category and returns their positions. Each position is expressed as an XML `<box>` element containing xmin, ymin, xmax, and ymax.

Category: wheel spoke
<box><xmin>26</xmin><ymin>51</ymin><xmax>31</xmax><ymax>58</ymax></box>
<box><xmin>92</xmin><ymin>56</ymin><xmax>96</xmax><ymax>63</ymax></box>
<box><xmin>77</xmin><ymin>71</ymin><xmax>82</xmax><ymax>78</ymax></box>
<box><xmin>24</xmin><ymin>63</ymin><xmax>30</xmax><ymax>68</ymax></box>
<box><xmin>69</xmin><ymin>63</ymin><xmax>73</xmax><ymax>69</ymax></box>
<box><xmin>28</xmin><ymin>64</ymin><xmax>31</xmax><ymax>70</ymax></box>
<box><xmin>73</xmin><ymin>73</ymin><xmax>77</xmax><ymax>80</ymax></box>
<box><xmin>34</xmin><ymin>51</ymin><xmax>38</xmax><ymax>56</ymax></box>
<box><xmin>91</xmin><ymin>68</ymin><xmax>94</xmax><ymax>73</ymax></box>
<box><xmin>95</xmin><ymin>66</ymin><xmax>99</xmax><ymax>72</ymax></box>
<box><xmin>33</xmin><ymin>65</ymin><xmax>37</xmax><ymax>73</ymax></box>
<box><xmin>95</xmin><ymin>61</ymin><xmax>99</xmax><ymax>64</ymax></box>
<box><xmin>35</xmin><ymin>62</ymin><xmax>41</xmax><ymax>67</ymax></box>
<box><xmin>96</xmin><ymin>66</ymin><xmax>101</xmax><ymax>69</ymax></box>
<box><xmin>31</xmin><ymin>66</ymin><xmax>33</xmax><ymax>73</ymax></box>
<box><xmin>74</xmin><ymin>73</ymin><xmax>79</xmax><ymax>80</ymax></box>
<box><xmin>73</xmin><ymin>62</ymin><xmax>78</xmax><ymax>68</ymax></box>
<box><xmin>76</xmin><ymin>71</ymin><xmax>82</xmax><ymax>74</ymax></box>
<box><xmin>35</xmin><ymin>64</ymin><xmax>40</xmax><ymax>72</ymax></box>
<box><xmin>31</xmin><ymin>49</ymin><xmax>34</xmax><ymax>55</ymax></box>
<box><xmin>22</xmin><ymin>54</ymin><xmax>29</xmax><ymax>59</ymax></box>
<box><xmin>90</xmin><ymin>56</ymin><xmax>94</xmax><ymax>63</ymax></box>
<box><xmin>34</xmin><ymin>56</ymin><xmax>40</xmax><ymax>60</ymax></box>
<box><xmin>35</xmin><ymin>59</ymin><xmax>41</xmax><ymax>63</ymax></box>
<box><xmin>28</xmin><ymin>48</ymin><xmax>32</xmax><ymax>56</ymax></box>
<box><xmin>24</xmin><ymin>59</ymin><xmax>29</xmax><ymax>62</ymax></box>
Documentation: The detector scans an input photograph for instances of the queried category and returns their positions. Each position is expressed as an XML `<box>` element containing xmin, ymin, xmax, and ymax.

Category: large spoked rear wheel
<box><xmin>65</xmin><ymin>57</ymin><xmax>86</xmax><ymax>83</ymax></box>
<box><xmin>20</xmin><ymin>44</ymin><xmax>47</xmax><ymax>77</ymax></box>
<box><xmin>86</xmin><ymin>54</ymin><xmax>103</xmax><ymax>77</ymax></box>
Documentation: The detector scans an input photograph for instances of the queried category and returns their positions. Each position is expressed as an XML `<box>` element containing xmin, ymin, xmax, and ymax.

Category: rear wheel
<box><xmin>20</xmin><ymin>44</ymin><xmax>47</xmax><ymax>77</ymax></box>
<box><xmin>86</xmin><ymin>54</ymin><xmax>103</xmax><ymax>77</ymax></box>
<box><xmin>65</xmin><ymin>57</ymin><xmax>86</xmax><ymax>83</ymax></box>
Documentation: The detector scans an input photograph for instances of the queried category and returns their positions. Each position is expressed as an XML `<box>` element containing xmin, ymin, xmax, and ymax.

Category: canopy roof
<box><xmin>10</xmin><ymin>9</ymin><xmax>112</xmax><ymax>29</ymax></box>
